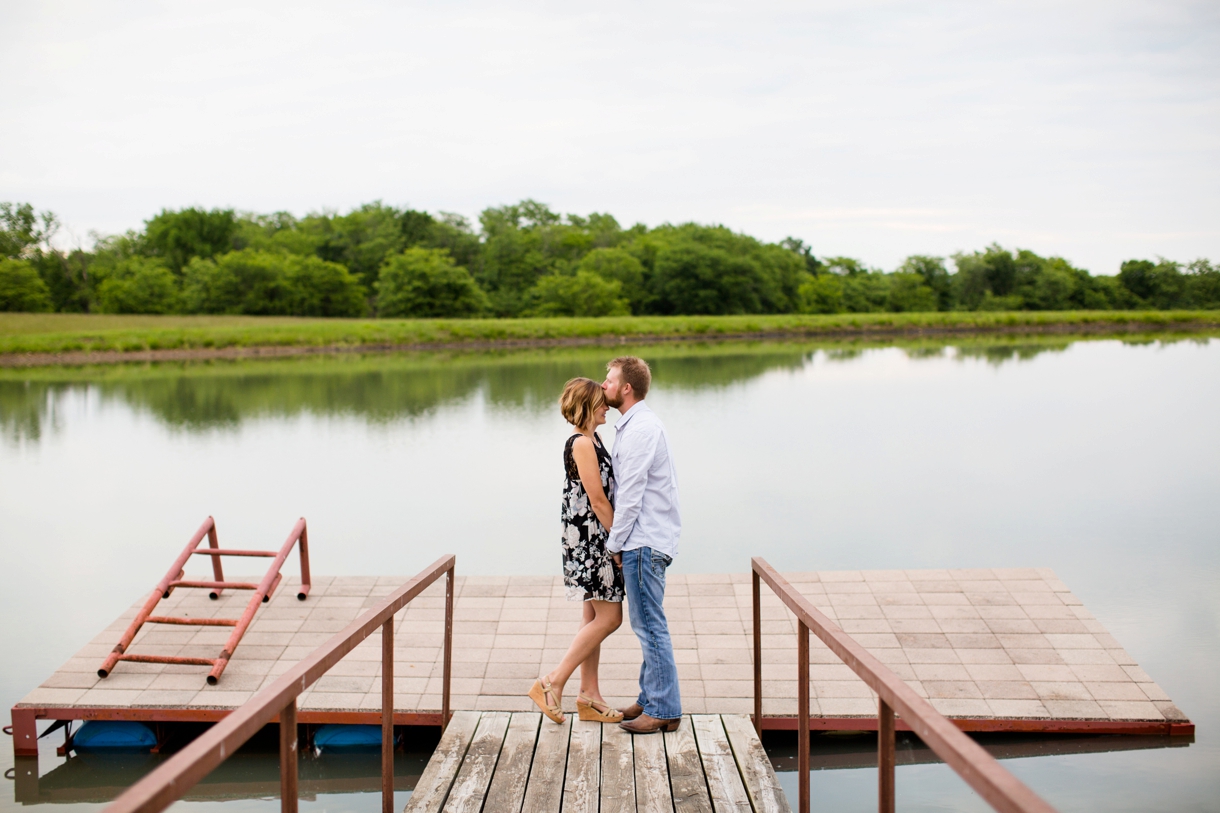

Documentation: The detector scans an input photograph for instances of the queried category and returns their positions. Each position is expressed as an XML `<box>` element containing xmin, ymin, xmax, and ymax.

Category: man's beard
<box><xmin>604</xmin><ymin>391</ymin><xmax>624</xmax><ymax>409</ymax></box>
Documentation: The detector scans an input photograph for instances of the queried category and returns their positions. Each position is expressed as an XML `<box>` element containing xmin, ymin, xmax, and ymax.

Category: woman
<box><xmin>528</xmin><ymin>377</ymin><xmax>625</xmax><ymax>724</ymax></box>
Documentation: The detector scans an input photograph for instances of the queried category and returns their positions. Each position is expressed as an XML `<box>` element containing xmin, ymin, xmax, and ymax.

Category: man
<box><xmin>602</xmin><ymin>356</ymin><xmax>682</xmax><ymax>734</ymax></box>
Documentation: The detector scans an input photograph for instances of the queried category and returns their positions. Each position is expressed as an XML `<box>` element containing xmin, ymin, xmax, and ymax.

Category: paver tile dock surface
<box><xmin>16</xmin><ymin>569</ymin><xmax>1190</xmax><ymax>733</ymax></box>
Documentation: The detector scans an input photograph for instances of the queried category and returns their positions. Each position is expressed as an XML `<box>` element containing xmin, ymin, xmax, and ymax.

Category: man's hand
<box><xmin>612</xmin><ymin>552</ymin><xmax>622</xmax><ymax>569</ymax></box>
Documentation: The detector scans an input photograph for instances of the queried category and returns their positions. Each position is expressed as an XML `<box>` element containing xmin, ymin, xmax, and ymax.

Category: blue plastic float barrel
<box><xmin>313</xmin><ymin>724</ymin><xmax>383</xmax><ymax>752</ymax></box>
<box><xmin>72</xmin><ymin>721</ymin><xmax>157</xmax><ymax>751</ymax></box>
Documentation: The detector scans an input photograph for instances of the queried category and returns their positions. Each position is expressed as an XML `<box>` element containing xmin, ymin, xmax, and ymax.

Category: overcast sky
<box><xmin>2</xmin><ymin>0</ymin><xmax>1217</xmax><ymax>274</ymax></box>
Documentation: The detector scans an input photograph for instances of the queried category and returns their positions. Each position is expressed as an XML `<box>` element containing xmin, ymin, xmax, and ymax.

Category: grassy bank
<box><xmin>2</xmin><ymin>310</ymin><xmax>1218</xmax><ymax>358</ymax></box>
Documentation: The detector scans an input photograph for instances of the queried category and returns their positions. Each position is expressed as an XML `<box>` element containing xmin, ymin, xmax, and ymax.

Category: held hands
<box><xmin>612</xmin><ymin>552</ymin><xmax>622</xmax><ymax>570</ymax></box>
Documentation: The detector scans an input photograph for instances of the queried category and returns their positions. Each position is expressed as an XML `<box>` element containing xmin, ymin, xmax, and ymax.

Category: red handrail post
<box><xmin>382</xmin><ymin>620</ymin><xmax>394</xmax><ymax>813</ymax></box>
<box><xmin>753</xmin><ymin>569</ymin><xmax>762</xmax><ymax>735</ymax></box>
<box><xmin>442</xmin><ymin>563</ymin><xmax>454</xmax><ymax>728</ymax></box>
<box><xmin>296</xmin><ymin>519</ymin><xmax>312</xmax><ymax>600</ymax></box>
<box><xmin>279</xmin><ymin>699</ymin><xmax>297</xmax><ymax>813</ymax></box>
<box><xmin>798</xmin><ymin>620</ymin><xmax>810</xmax><ymax>813</ymax></box>
<box><xmin>879</xmin><ymin>699</ymin><xmax>895</xmax><ymax>813</ymax></box>
<box><xmin>207</xmin><ymin>520</ymin><xmax>224</xmax><ymax>598</ymax></box>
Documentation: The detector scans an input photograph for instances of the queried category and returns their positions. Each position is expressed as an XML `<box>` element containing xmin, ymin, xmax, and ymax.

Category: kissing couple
<box><xmin>527</xmin><ymin>356</ymin><xmax>683</xmax><ymax>734</ymax></box>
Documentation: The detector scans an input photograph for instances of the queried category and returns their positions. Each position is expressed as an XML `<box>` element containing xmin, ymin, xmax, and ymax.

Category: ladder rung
<box><xmin>170</xmin><ymin>580</ymin><xmax>259</xmax><ymax>590</ymax></box>
<box><xmin>192</xmin><ymin>549</ymin><xmax>277</xmax><ymax>557</ymax></box>
<box><xmin>118</xmin><ymin>654</ymin><xmax>216</xmax><ymax>666</ymax></box>
<box><xmin>147</xmin><ymin>616</ymin><xmax>239</xmax><ymax>627</ymax></box>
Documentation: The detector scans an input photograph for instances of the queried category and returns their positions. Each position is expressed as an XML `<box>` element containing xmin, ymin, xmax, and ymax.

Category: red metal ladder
<box><xmin>98</xmin><ymin>517</ymin><xmax>312</xmax><ymax>685</ymax></box>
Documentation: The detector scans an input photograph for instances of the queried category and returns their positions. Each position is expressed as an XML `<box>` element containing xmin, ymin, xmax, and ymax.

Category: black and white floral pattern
<box><xmin>561</xmin><ymin>432</ymin><xmax>624</xmax><ymax>602</ymax></box>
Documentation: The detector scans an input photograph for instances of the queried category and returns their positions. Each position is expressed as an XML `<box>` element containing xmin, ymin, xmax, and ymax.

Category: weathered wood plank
<box><xmin>600</xmin><ymin>719</ymin><xmax>636</xmax><ymax>813</ymax></box>
<box><xmin>520</xmin><ymin>715</ymin><xmax>572</xmax><ymax>813</ymax></box>
<box><xmin>483</xmin><ymin>712</ymin><xmax>542</xmax><ymax>813</ymax></box>
<box><xmin>562</xmin><ymin>720</ymin><xmax>602</xmax><ymax>813</ymax></box>
<box><xmin>721</xmin><ymin>714</ymin><xmax>792</xmax><ymax>813</ymax></box>
<box><xmin>404</xmin><ymin>711</ymin><xmax>482</xmax><ymax>813</ymax></box>
<box><xmin>633</xmin><ymin>728</ymin><xmax>674</xmax><ymax>812</ymax></box>
<box><xmin>666</xmin><ymin>716</ymin><xmax>713</xmax><ymax>813</ymax></box>
<box><xmin>690</xmin><ymin>715</ymin><xmax>752</xmax><ymax>813</ymax></box>
<box><xmin>442</xmin><ymin>711</ymin><xmax>511</xmax><ymax>813</ymax></box>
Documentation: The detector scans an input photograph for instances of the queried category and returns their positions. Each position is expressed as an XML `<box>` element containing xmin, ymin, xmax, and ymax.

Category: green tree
<box><xmin>284</xmin><ymin>257</ymin><xmax>367</xmax><ymax>317</ymax></box>
<box><xmin>896</xmin><ymin>255</ymin><xmax>952</xmax><ymax>310</ymax></box>
<box><xmin>425</xmin><ymin>213</ymin><xmax>482</xmax><ymax>271</ymax></box>
<box><xmin>376</xmin><ymin>248</ymin><xmax>488</xmax><ymax>318</ymax></box>
<box><xmin>954</xmin><ymin>245</ymin><xmax>1021</xmax><ymax>309</ymax></box>
<box><xmin>651</xmin><ymin>240</ymin><xmax>763</xmax><ymax>315</ymax></box>
<box><xmin>144</xmin><ymin>207</ymin><xmax>239</xmax><ymax>274</ymax></box>
<box><xmin>526</xmin><ymin>270</ymin><xmax>630</xmax><ymax>317</ymax></box>
<box><xmin>307</xmin><ymin>202</ymin><xmax>411</xmax><ymax>290</ymax></box>
<box><xmin>643</xmin><ymin>224</ymin><xmax>804</xmax><ymax>315</ymax></box>
<box><xmin>841</xmin><ymin>272</ymin><xmax>891</xmax><ymax>312</ymax></box>
<box><xmin>822</xmin><ymin>256</ymin><xmax>870</xmax><ymax>276</ymax></box>
<box><xmin>1118</xmin><ymin>259</ymin><xmax>1188</xmax><ymax>309</ymax></box>
<box><xmin>1025</xmin><ymin>258</ymin><xmax>1080</xmax><ymax>310</ymax></box>
<box><xmin>95</xmin><ymin>257</ymin><xmax>179</xmax><ymax>314</ymax></box>
<box><xmin>475</xmin><ymin>201</ymin><xmax>632</xmax><ymax>316</ymax></box>
<box><xmin>1</xmin><ymin>202</ymin><xmax>57</xmax><ymax>259</ymax></box>
<box><xmin>781</xmin><ymin>237</ymin><xmax>824</xmax><ymax>276</ymax></box>
<box><xmin>0</xmin><ymin>258</ymin><xmax>53</xmax><ymax>312</ymax></box>
<box><xmin>234</xmin><ymin>212</ymin><xmax>324</xmax><ymax>256</ymax></box>
<box><xmin>182</xmin><ymin>250</ymin><xmax>291</xmax><ymax>314</ymax></box>
<box><xmin>886</xmin><ymin>273</ymin><xmax>938</xmax><ymax>312</ymax></box>
<box><xmin>577</xmin><ymin>248</ymin><xmax>646</xmax><ymax>312</ymax></box>
<box><xmin>798</xmin><ymin>274</ymin><xmax>844</xmax><ymax>314</ymax></box>
<box><xmin>1184</xmin><ymin>259</ymin><xmax>1220</xmax><ymax>308</ymax></box>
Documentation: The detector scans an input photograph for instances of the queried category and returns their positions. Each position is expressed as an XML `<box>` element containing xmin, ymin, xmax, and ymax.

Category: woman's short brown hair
<box><xmin>559</xmin><ymin>377</ymin><xmax>606</xmax><ymax>429</ymax></box>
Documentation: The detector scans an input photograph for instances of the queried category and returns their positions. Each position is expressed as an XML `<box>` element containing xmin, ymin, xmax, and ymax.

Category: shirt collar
<box><xmin>614</xmin><ymin>399</ymin><xmax>650</xmax><ymax>430</ymax></box>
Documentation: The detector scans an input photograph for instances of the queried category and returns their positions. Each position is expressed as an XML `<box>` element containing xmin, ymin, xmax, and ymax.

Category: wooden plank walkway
<box><xmin>404</xmin><ymin>712</ymin><xmax>790</xmax><ymax>813</ymax></box>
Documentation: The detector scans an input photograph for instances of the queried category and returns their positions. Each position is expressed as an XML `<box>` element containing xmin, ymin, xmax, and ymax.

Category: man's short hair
<box><xmin>608</xmin><ymin>356</ymin><xmax>651</xmax><ymax>399</ymax></box>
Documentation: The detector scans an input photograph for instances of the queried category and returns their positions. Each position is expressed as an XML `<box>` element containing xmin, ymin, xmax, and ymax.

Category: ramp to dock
<box><xmin>406</xmin><ymin>711</ymin><xmax>789</xmax><ymax>813</ymax></box>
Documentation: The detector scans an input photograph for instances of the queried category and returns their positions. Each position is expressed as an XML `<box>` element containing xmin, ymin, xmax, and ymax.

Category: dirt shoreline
<box><xmin>2</xmin><ymin>318</ymin><xmax>1217</xmax><ymax>368</ymax></box>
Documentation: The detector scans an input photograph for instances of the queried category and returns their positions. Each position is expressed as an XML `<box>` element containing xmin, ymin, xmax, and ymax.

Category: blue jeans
<box><xmin>622</xmin><ymin>547</ymin><xmax>681</xmax><ymax>719</ymax></box>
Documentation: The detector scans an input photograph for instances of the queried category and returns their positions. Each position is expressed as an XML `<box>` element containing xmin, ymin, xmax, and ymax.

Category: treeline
<box><xmin>2</xmin><ymin>200</ymin><xmax>1218</xmax><ymax>317</ymax></box>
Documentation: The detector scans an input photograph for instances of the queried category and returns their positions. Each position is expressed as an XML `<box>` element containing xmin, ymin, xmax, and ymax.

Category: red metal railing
<box><xmin>751</xmin><ymin>558</ymin><xmax>1058</xmax><ymax>813</ymax></box>
<box><xmin>102</xmin><ymin>554</ymin><xmax>455</xmax><ymax>813</ymax></box>
<box><xmin>99</xmin><ymin>517</ymin><xmax>313</xmax><ymax>684</ymax></box>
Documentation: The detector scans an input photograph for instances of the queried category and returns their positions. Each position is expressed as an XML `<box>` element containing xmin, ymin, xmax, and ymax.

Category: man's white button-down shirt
<box><xmin>605</xmin><ymin>400</ymin><xmax>681</xmax><ymax>557</ymax></box>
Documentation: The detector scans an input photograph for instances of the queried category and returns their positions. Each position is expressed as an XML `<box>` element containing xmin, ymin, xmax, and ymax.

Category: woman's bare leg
<box><xmin>578</xmin><ymin>601</ymin><xmax>607</xmax><ymax>705</ymax></box>
<box><xmin>546</xmin><ymin>600</ymin><xmax>622</xmax><ymax>703</ymax></box>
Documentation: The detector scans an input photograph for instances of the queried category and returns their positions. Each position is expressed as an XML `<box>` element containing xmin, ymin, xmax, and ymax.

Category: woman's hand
<box><xmin>612</xmin><ymin>552</ymin><xmax>622</xmax><ymax>569</ymax></box>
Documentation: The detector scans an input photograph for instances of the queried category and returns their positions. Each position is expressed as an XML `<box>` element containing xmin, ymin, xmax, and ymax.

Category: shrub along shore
<box><xmin>2</xmin><ymin>310</ymin><xmax>1217</xmax><ymax>366</ymax></box>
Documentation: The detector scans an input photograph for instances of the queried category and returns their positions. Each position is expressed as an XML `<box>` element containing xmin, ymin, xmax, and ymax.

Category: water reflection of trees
<box><xmin>0</xmin><ymin>345</ymin><xmax>814</xmax><ymax>441</ymax></box>
<box><xmin>1</xmin><ymin>335</ymin><xmax>1210</xmax><ymax>442</ymax></box>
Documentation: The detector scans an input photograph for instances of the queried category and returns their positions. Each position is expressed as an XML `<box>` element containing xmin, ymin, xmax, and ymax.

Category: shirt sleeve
<box><xmin>606</xmin><ymin>421</ymin><xmax>660</xmax><ymax>554</ymax></box>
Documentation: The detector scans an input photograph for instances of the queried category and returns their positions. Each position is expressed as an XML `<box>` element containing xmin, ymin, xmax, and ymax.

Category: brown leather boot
<box><xmin>619</xmin><ymin>702</ymin><xmax>644</xmax><ymax>721</ymax></box>
<box><xmin>619</xmin><ymin>713</ymin><xmax>681</xmax><ymax>734</ymax></box>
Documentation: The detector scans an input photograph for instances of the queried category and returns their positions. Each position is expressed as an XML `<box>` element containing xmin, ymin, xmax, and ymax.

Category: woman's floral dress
<box><xmin>561</xmin><ymin>432</ymin><xmax>625</xmax><ymax>602</ymax></box>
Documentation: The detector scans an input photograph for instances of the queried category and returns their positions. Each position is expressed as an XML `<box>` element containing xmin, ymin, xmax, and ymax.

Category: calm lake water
<box><xmin>1</xmin><ymin>334</ymin><xmax>1218</xmax><ymax>811</ymax></box>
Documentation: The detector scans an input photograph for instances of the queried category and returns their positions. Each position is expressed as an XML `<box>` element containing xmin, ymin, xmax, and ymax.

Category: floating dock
<box><xmin>13</xmin><ymin>568</ymin><xmax>1193</xmax><ymax>747</ymax></box>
